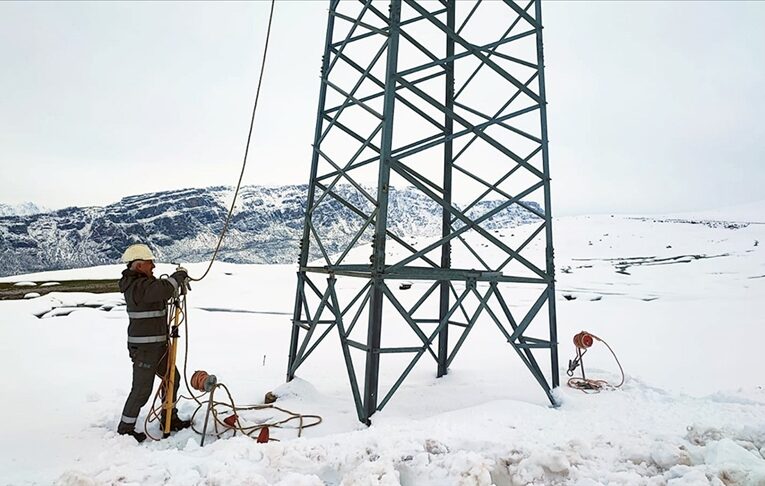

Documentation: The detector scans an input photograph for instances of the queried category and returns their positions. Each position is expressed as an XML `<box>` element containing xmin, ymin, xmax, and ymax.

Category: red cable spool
<box><xmin>191</xmin><ymin>370</ymin><xmax>217</xmax><ymax>392</ymax></box>
<box><xmin>573</xmin><ymin>331</ymin><xmax>594</xmax><ymax>349</ymax></box>
<box><xmin>191</xmin><ymin>370</ymin><xmax>209</xmax><ymax>391</ymax></box>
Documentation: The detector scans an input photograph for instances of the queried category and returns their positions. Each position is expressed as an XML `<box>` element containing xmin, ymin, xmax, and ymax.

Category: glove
<box><xmin>171</xmin><ymin>270</ymin><xmax>188</xmax><ymax>283</ymax></box>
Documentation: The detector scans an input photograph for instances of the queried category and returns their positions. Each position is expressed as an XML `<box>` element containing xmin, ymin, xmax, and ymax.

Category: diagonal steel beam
<box><xmin>327</xmin><ymin>276</ymin><xmax>366</xmax><ymax>422</ymax></box>
<box><xmin>315</xmin><ymin>148</ymin><xmax>378</xmax><ymax>204</ymax></box>
<box><xmin>454</xmin><ymin>0</ymin><xmax>534</xmax><ymax>100</ymax></box>
<box><xmin>404</xmin><ymin>0</ymin><xmax>542</xmax><ymax>104</ymax></box>
<box><xmin>376</xmin><ymin>282</ymin><xmax>472</xmax><ymax>410</ymax></box>
<box><xmin>397</xmin><ymin>29</ymin><xmax>536</xmax><ymax>80</ymax></box>
<box><xmin>456</xmin><ymin>0</ymin><xmax>481</xmax><ymax>35</ymax></box>
<box><xmin>329</xmin><ymin>3</ymin><xmax>447</xmax><ymax>48</ymax></box>
<box><xmin>408</xmin><ymin>280</ymin><xmax>442</xmax><ymax>316</ymax></box>
<box><xmin>453</xmin><ymin>100</ymin><xmax>542</xmax><ymax>143</ymax></box>
<box><xmin>307</xmin><ymin>220</ymin><xmax>332</xmax><ymax>266</ymax></box>
<box><xmin>381</xmin><ymin>285</ymin><xmax>438</xmax><ymax>362</ymax></box>
<box><xmin>365</xmin><ymin>2</ymin><xmax>449</xmax><ymax>76</ymax></box>
<box><xmin>497</xmin><ymin>222</ymin><xmax>546</xmax><ymax>272</ymax></box>
<box><xmin>395</xmin><ymin>75</ymin><xmax>545</xmax><ymax>179</ymax></box>
<box><xmin>391</xmin><ymin>104</ymin><xmax>541</xmax><ymax>165</ymax></box>
<box><xmin>344</xmin><ymin>285</ymin><xmax>372</xmax><ymax>338</ymax></box>
<box><xmin>289</xmin><ymin>283</ymin><xmax>335</xmax><ymax>376</ymax></box>
<box><xmin>453</xmin><ymin>71</ymin><xmax>538</xmax><ymax>164</ymax></box>
<box><xmin>449</xmin><ymin>282</ymin><xmax>472</xmax><ymax>324</ymax></box>
<box><xmin>502</xmin><ymin>0</ymin><xmax>537</xmax><ymax>29</ymax></box>
<box><xmin>310</xmin><ymin>121</ymin><xmax>382</xmax><ymax>213</ymax></box>
<box><xmin>323</xmin><ymin>69</ymin><xmax>445</xmax><ymax>117</ymax></box>
<box><xmin>335</xmin><ymin>211</ymin><xmax>377</xmax><ymax>266</ymax></box>
<box><xmin>508</xmin><ymin>289</ymin><xmax>548</xmax><ymax>342</ymax></box>
<box><xmin>314</xmin><ymin>182</ymin><xmax>441</xmax><ymax>269</ymax></box>
<box><xmin>450</xmin><ymin>146</ymin><xmax>544</xmax><ymax>223</ymax></box>
<box><xmin>329</xmin><ymin>47</ymin><xmax>445</xmax><ymax>131</ymax></box>
<box><xmin>326</xmin><ymin>1</ymin><xmax>374</xmax><ymax>78</ymax></box>
<box><xmin>331</xmin><ymin>10</ymin><xmax>387</xmax><ymax>37</ymax></box>
<box><xmin>446</xmin><ymin>284</ymin><xmax>494</xmax><ymax>367</ymax></box>
<box><xmin>484</xmin><ymin>283</ymin><xmax>552</xmax><ymax>397</ymax></box>
<box><xmin>455</xmin><ymin>233</ymin><xmax>492</xmax><ymax>271</ymax></box>
<box><xmin>324</xmin><ymin>78</ymin><xmax>384</xmax><ymax>120</ymax></box>
<box><xmin>340</xmin><ymin>279</ymin><xmax>373</xmax><ymax>318</ymax></box>
<box><xmin>388</xmin><ymin>165</ymin><xmax>547</xmax><ymax>278</ymax></box>
<box><xmin>319</xmin><ymin>38</ymin><xmax>389</xmax><ymax>146</ymax></box>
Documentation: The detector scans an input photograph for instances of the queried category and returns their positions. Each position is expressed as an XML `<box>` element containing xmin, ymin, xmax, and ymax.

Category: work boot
<box><xmin>119</xmin><ymin>429</ymin><xmax>147</xmax><ymax>443</ymax></box>
<box><xmin>161</xmin><ymin>414</ymin><xmax>192</xmax><ymax>432</ymax></box>
<box><xmin>117</xmin><ymin>422</ymin><xmax>147</xmax><ymax>443</ymax></box>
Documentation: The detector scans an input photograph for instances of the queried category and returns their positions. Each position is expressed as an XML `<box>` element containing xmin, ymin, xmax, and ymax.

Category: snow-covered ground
<box><xmin>1</xmin><ymin>208</ymin><xmax>764</xmax><ymax>485</ymax></box>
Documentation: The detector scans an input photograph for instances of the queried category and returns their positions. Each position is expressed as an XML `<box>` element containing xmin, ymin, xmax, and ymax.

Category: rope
<box><xmin>192</xmin><ymin>0</ymin><xmax>276</xmax><ymax>283</ymax></box>
<box><xmin>566</xmin><ymin>331</ymin><xmax>625</xmax><ymax>393</ymax></box>
<box><xmin>188</xmin><ymin>381</ymin><xmax>322</xmax><ymax>442</ymax></box>
<box><xmin>139</xmin><ymin>288</ymin><xmax>321</xmax><ymax>443</ymax></box>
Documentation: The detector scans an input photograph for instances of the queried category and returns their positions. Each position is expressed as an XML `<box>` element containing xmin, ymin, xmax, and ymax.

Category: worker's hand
<box><xmin>171</xmin><ymin>269</ymin><xmax>188</xmax><ymax>283</ymax></box>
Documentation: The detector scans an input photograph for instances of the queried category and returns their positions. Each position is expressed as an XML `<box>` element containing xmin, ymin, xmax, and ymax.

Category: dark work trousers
<box><xmin>119</xmin><ymin>341</ymin><xmax>180</xmax><ymax>430</ymax></box>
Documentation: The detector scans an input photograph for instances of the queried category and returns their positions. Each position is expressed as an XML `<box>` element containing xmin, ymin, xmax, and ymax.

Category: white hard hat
<box><xmin>121</xmin><ymin>243</ymin><xmax>156</xmax><ymax>263</ymax></box>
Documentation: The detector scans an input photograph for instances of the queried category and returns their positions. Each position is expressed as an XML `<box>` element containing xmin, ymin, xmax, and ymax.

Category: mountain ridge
<box><xmin>0</xmin><ymin>185</ymin><xmax>542</xmax><ymax>277</ymax></box>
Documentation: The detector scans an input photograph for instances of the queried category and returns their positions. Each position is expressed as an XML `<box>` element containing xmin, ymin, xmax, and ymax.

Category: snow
<box><xmin>0</xmin><ymin>202</ymin><xmax>51</xmax><ymax>217</ymax></box>
<box><xmin>663</xmin><ymin>199</ymin><xmax>765</xmax><ymax>224</ymax></box>
<box><xmin>1</xmin><ymin>212</ymin><xmax>764</xmax><ymax>485</ymax></box>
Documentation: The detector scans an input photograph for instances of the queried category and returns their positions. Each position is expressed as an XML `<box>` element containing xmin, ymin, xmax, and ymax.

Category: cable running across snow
<box><xmin>142</xmin><ymin>288</ymin><xmax>322</xmax><ymax>443</ymax></box>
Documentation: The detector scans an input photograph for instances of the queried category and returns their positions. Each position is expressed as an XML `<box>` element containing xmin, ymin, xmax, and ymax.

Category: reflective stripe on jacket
<box><xmin>119</xmin><ymin>268</ymin><xmax>176</xmax><ymax>341</ymax></box>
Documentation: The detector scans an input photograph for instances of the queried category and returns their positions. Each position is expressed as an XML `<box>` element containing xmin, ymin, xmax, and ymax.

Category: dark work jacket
<box><xmin>118</xmin><ymin>269</ymin><xmax>177</xmax><ymax>340</ymax></box>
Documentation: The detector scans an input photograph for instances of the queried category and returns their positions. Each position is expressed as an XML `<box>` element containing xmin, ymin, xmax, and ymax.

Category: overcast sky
<box><xmin>1</xmin><ymin>1</ymin><xmax>763</xmax><ymax>216</ymax></box>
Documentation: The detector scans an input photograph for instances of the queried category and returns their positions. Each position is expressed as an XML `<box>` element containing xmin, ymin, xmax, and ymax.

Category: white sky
<box><xmin>0</xmin><ymin>1</ymin><xmax>763</xmax><ymax>216</ymax></box>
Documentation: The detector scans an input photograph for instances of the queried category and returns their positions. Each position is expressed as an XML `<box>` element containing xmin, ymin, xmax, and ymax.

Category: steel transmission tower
<box><xmin>288</xmin><ymin>0</ymin><xmax>558</xmax><ymax>424</ymax></box>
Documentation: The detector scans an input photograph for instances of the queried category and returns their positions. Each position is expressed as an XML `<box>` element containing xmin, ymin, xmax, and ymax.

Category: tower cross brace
<box><xmin>288</xmin><ymin>0</ymin><xmax>558</xmax><ymax>424</ymax></box>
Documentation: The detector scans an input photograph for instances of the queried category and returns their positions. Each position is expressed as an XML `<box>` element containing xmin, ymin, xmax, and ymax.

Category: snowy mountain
<box><xmin>0</xmin><ymin>201</ymin><xmax>50</xmax><ymax>217</ymax></box>
<box><xmin>0</xmin><ymin>185</ymin><xmax>542</xmax><ymax>277</ymax></box>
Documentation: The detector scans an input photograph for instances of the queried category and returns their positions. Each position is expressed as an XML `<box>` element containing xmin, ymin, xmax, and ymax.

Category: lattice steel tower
<box><xmin>288</xmin><ymin>0</ymin><xmax>558</xmax><ymax>424</ymax></box>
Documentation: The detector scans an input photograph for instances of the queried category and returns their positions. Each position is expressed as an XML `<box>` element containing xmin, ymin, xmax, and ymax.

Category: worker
<box><xmin>116</xmin><ymin>243</ymin><xmax>192</xmax><ymax>442</ymax></box>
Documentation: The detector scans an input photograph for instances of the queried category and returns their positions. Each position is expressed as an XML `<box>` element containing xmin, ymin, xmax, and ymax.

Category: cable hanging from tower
<box><xmin>192</xmin><ymin>0</ymin><xmax>276</xmax><ymax>282</ymax></box>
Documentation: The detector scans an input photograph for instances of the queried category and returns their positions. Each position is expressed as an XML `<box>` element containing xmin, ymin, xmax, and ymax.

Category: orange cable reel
<box><xmin>566</xmin><ymin>330</ymin><xmax>624</xmax><ymax>393</ymax></box>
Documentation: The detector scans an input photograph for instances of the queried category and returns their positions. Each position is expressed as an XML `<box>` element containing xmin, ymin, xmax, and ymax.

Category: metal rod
<box><xmin>454</xmin><ymin>1</ymin><xmax>534</xmax><ymax>99</ymax></box>
<box><xmin>446</xmin><ymin>285</ymin><xmax>494</xmax><ymax>368</ymax></box>
<box><xmin>364</xmin><ymin>0</ymin><xmax>402</xmax><ymax>423</ymax></box>
<box><xmin>436</xmin><ymin>0</ymin><xmax>456</xmax><ymax>378</ymax></box>
<box><xmin>329</xmin><ymin>276</ymin><xmax>366</xmax><ymax>422</ymax></box>
<box><xmin>404</xmin><ymin>0</ymin><xmax>541</xmax><ymax>104</ymax></box>
<box><xmin>453</xmin><ymin>72</ymin><xmax>539</xmax><ymax>164</ymax></box>
<box><xmin>535</xmin><ymin>0</ymin><xmax>560</xmax><ymax>390</ymax></box>
<box><xmin>199</xmin><ymin>386</ymin><xmax>216</xmax><ymax>447</ymax></box>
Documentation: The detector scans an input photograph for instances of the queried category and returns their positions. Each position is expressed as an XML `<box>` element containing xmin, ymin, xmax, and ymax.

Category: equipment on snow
<box><xmin>566</xmin><ymin>331</ymin><xmax>625</xmax><ymax>393</ymax></box>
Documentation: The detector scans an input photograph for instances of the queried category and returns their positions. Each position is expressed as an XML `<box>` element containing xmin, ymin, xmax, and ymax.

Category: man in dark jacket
<box><xmin>116</xmin><ymin>243</ymin><xmax>192</xmax><ymax>442</ymax></box>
